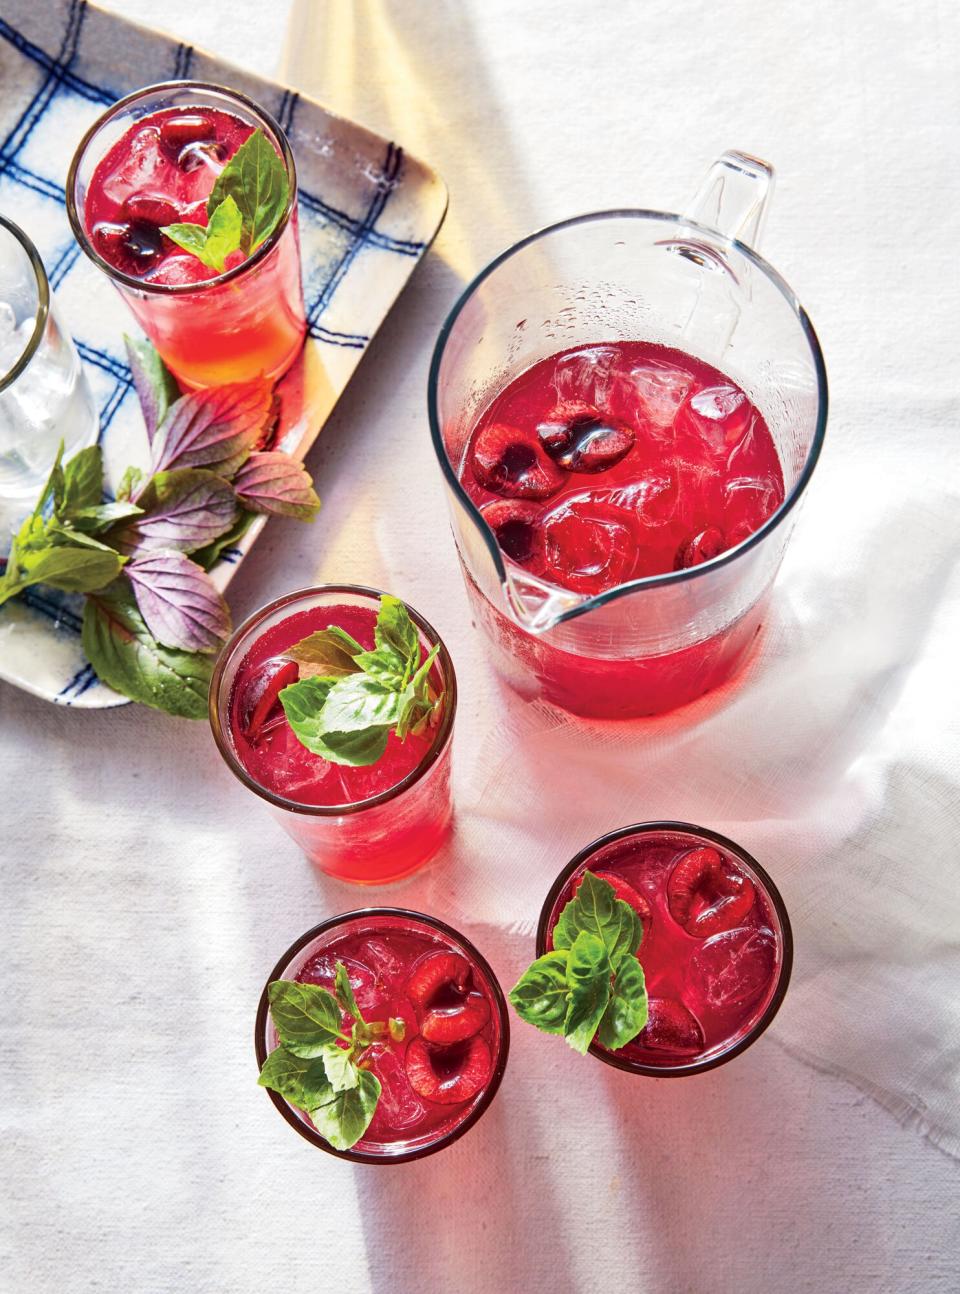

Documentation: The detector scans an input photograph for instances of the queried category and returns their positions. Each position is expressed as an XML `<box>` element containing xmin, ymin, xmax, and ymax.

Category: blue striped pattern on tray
<box><xmin>0</xmin><ymin>0</ymin><xmax>446</xmax><ymax>708</ymax></box>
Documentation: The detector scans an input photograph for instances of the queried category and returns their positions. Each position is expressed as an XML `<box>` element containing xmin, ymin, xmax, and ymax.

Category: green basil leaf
<box><xmin>81</xmin><ymin>581</ymin><xmax>211</xmax><ymax>718</ymax></box>
<box><xmin>32</xmin><ymin>440</ymin><xmax>66</xmax><ymax>521</ymax></box>
<box><xmin>596</xmin><ymin>957</ymin><xmax>648</xmax><ymax>1052</ymax></box>
<box><xmin>207</xmin><ymin>128</ymin><xmax>289</xmax><ymax>256</ymax></box>
<box><xmin>314</xmin><ymin>726</ymin><xmax>390</xmax><ymax>768</ymax></box>
<box><xmin>68</xmin><ymin>501</ymin><xmax>143</xmax><ymax>534</ymax></box>
<box><xmin>258</xmin><ymin>1045</ymin><xmax>332</xmax><ymax>1110</ymax></box>
<box><xmin>286</xmin><ymin>629</ymin><xmax>362</xmax><ymax>678</ymax></box>
<box><xmin>553</xmin><ymin>872</ymin><xmax>642</xmax><ymax>971</ymax></box>
<box><xmin>334</xmin><ymin>961</ymin><xmax>365</xmax><ymax>1024</ymax></box>
<box><xmin>563</xmin><ymin>931</ymin><xmax>611</xmax><ymax>1055</ymax></box>
<box><xmin>162</xmin><ymin>197</ymin><xmax>243</xmax><ymax>273</ymax></box>
<box><xmin>374</xmin><ymin>595</ymin><xmax>420</xmax><ymax>677</ymax></box>
<box><xmin>0</xmin><ymin>541</ymin><xmax>124</xmax><ymax>604</ymax></box>
<box><xmin>116</xmin><ymin>465</ymin><xmax>146</xmax><ymax>503</ymax></box>
<box><xmin>307</xmin><ymin>1069</ymin><xmax>381</xmax><ymax>1151</ymax></box>
<box><xmin>203</xmin><ymin>195</ymin><xmax>243</xmax><ymax>270</ymax></box>
<box><xmin>326</xmin><ymin>625</ymin><xmax>364</xmax><ymax>654</ymax></box>
<box><xmin>320</xmin><ymin>1043</ymin><xmax>360</xmax><ymax>1093</ymax></box>
<box><xmin>508</xmin><ymin>950</ymin><xmax>570</xmax><ymax>1036</ymax></box>
<box><xmin>319</xmin><ymin>674</ymin><xmax>404</xmax><ymax>734</ymax></box>
<box><xmin>353</xmin><ymin>644</ymin><xmax>407</xmax><ymax>689</ymax></box>
<box><xmin>281</xmin><ymin>676</ymin><xmax>392</xmax><ymax>765</ymax></box>
<box><xmin>159</xmin><ymin>220</ymin><xmax>212</xmax><ymax>263</ymax></box>
<box><xmin>61</xmin><ymin>445</ymin><xmax>103</xmax><ymax>515</ymax></box>
<box><xmin>267</xmin><ymin>979</ymin><xmax>346</xmax><ymax>1058</ymax></box>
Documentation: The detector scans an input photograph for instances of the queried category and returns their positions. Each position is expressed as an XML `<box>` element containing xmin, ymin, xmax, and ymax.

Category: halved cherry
<box><xmin>470</xmin><ymin>422</ymin><xmax>564</xmax><ymax>500</ymax></box>
<box><xmin>667</xmin><ymin>846</ymin><xmax>755</xmax><ymax>938</ymax></box>
<box><xmin>92</xmin><ymin>220</ymin><xmax>164</xmax><ymax>275</ymax></box>
<box><xmin>406</xmin><ymin>951</ymin><xmax>470</xmax><ymax>1010</ymax></box>
<box><xmin>538</xmin><ymin>410</ymin><xmax>635</xmax><ymax>473</ymax></box>
<box><xmin>573</xmin><ymin>869</ymin><xmax>652</xmax><ymax>933</ymax></box>
<box><xmin>405</xmin><ymin>1035</ymin><xmax>493</xmax><ymax>1104</ymax></box>
<box><xmin>675</xmin><ymin>526</ymin><xmax>726</xmax><ymax>570</ymax></box>
<box><xmin>122</xmin><ymin>193</ymin><xmax>182</xmax><ymax>228</ymax></box>
<box><xmin>639</xmin><ymin>998</ymin><xmax>705</xmax><ymax>1055</ymax></box>
<box><xmin>159</xmin><ymin>112</ymin><xmax>217</xmax><ymax>154</ymax></box>
<box><xmin>480</xmin><ymin>499</ymin><xmax>546</xmax><ymax>575</ymax></box>
<box><xmin>421</xmin><ymin>991</ymin><xmax>491</xmax><ymax>1045</ymax></box>
<box><xmin>238</xmin><ymin>659</ymin><xmax>299</xmax><ymax>742</ymax></box>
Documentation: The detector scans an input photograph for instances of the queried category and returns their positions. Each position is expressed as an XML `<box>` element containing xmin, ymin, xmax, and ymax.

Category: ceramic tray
<box><xmin>0</xmin><ymin>0</ymin><xmax>447</xmax><ymax>707</ymax></box>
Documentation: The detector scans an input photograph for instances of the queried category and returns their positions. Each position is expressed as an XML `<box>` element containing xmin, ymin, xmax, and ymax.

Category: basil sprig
<box><xmin>161</xmin><ymin>128</ymin><xmax>290</xmax><ymax>271</ymax></box>
<box><xmin>259</xmin><ymin>962</ymin><xmax>405</xmax><ymax>1151</ymax></box>
<box><xmin>509</xmin><ymin>873</ymin><xmax>648</xmax><ymax>1054</ymax></box>
<box><xmin>279</xmin><ymin>596</ymin><xmax>444</xmax><ymax>767</ymax></box>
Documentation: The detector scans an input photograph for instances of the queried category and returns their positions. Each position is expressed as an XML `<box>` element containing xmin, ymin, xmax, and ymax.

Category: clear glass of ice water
<box><xmin>0</xmin><ymin>214</ymin><xmax>98</xmax><ymax>511</ymax></box>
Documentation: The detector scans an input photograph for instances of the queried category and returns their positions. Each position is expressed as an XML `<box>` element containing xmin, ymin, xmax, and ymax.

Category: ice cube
<box><xmin>355</xmin><ymin>938</ymin><xmax>407</xmax><ymax>987</ymax></box>
<box><xmin>100</xmin><ymin>126</ymin><xmax>166</xmax><ymax>206</ymax></box>
<box><xmin>679</xmin><ymin>384</ymin><xmax>755</xmax><ymax>454</ymax></box>
<box><xmin>368</xmin><ymin>1046</ymin><xmax>427</xmax><ymax>1134</ymax></box>
<box><xmin>297</xmin><ymin>952</ymin><xmax>379</xmax><ymax>1014</ymax></box>
<box><xmin>603</xmin><ymin>467</ymin><xmax>679</xmax><ymax>525</ymax></box>
<box><xmin>724</xmin><ymin>474</ymin><xmax>781</xmax><ymax>526</ymax></box>
<box><xmin>626</xmin><ymin>363</ymin><xmax>693</xmax><ymax>430</ymax></box>
<box><xmin>0</xmin><ymin>302</ymin><xmax>16</xmax><ymax>341</ymax></box>
<box><xmin>687</xmin><ymin>925</ymin><xmax>777</xmax><ymax>1010</ymax></box>
<box><xmin>551</xmin><ymin>346</ymin><xmax>619</xmax><ymax>409</ymax></box>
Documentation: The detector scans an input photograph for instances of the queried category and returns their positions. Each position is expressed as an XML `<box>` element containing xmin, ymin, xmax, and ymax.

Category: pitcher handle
<box><xmin>683</xmin><ymin>150</ymin><xmax>775</xmax><ymax>251</ymax></box>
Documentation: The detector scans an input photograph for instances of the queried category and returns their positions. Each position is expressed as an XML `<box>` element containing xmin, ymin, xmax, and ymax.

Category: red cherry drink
<box><xmin>211</xmin><ymin>590</ymin><xmax>455</xmax><ymax>884</ymax></box>
<box><xmin>460</xmin><ymin>342</ymin><xmax>785</xmax><ymax>716</ymax></box>
<box><xmin>75</xmin><ymin>93</ymin><xmax>305</xmax><ymax>387</ymax></box>
<box><xmin>257</xmin><ymin>912</ymin><xmax>508</xmax><ymax>1161</ymax></box>
<box><xmin>540</xmin><ymin>824</ymin><xmax>791</xmax><ymax>1072</ymax></box>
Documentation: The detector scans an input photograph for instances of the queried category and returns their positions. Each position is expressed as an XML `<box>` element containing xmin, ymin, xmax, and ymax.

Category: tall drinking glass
<box><xmin>428</xmin><ymin>152</ymin><xmax>827</xmax><ymax>718</ymax></box>
<box><xmin>0</xmin><ymin>214</ymin><xmax>97</xmax><ymax>510</ymax></box>
<box><xmin>67</xmin><ymin>81</ymin><xmax>306</xmax><ymax>390</ymax></box>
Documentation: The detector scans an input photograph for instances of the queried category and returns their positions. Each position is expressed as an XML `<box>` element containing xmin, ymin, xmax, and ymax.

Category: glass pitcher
<box><xmin>428</xmin><ymin>151</ymin><xmax>827</xmax><ymax>719</ymax></box>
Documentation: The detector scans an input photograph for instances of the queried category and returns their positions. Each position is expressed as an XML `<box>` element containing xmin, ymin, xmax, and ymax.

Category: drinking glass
<box><xmin>538</xmin><ymin>821</ymin><xmax>793</xmax><ymax>1075</ymax></box>
<box><xmin>209</xmin><ymin>586</ymin><xmax>457</xmax><ymax>884</ymax></box>
<box><xmin>0</xmin><ymin>214</ymin><xmax>97</xmax><ymax>508</ymax></box>
<box><xmin>67</xmin><ymin>81</ymin><xmax>306</xmax><ymax>390</ymax></box>
<box><xmin>255</xmin><ymin>909</ymin><xmax>510</xmax><ymax>1163</ymax></box>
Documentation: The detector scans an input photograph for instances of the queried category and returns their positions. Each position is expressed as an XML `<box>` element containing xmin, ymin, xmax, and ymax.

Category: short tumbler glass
<box><xmin>209</xmin><ymin>586</ymin><xmax>457</xmax><ymax>884</ymax></box>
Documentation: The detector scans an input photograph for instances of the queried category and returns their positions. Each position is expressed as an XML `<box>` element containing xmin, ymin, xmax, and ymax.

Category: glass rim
<box><xmin>66</xmin><ymin>79</ymin><xmax>298</xmax><ymax>296</ymax></box>
<box><xmin>0</xmin><ymin>213</ymin><xmax>50</xmax><ymax>393</ymax></box>
<box><xmin>208</xmin><ymin>584</ymin><xmax>458</xmax><ymax>816</ymax></box>
<box><xmin>254</xmin><ymin>907</ymin><xmax>511</xmax><ymax>1164</ymax></box>
<box><xmin>426</xmin><ymin>207</ymin><xmax>829</xmax><ymax>627</ymax></box>
<box><xmin>535</xmin><ymin>819</ymin><xmax>794</xmax><ymax>1077</ymax></box>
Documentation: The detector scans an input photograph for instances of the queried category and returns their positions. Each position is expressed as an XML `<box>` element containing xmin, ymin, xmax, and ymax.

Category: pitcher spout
<box><xmin>502</xmin><ymin>568</ymin><xmax>596</xmax><ymax>635</ymax></box>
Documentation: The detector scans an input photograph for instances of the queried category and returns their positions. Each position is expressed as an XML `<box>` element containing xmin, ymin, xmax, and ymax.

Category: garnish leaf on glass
<box><xmin>159</xmin><ymin>128</ymin><xmax>289</xmax><ymax>270</ymax></box>
<box><xmin>206</xmin><ymin>128</ymin><xmax>290</xmax><ymax>256</ymax></box>
<box><xmin>161</xmin><ymin>194</ymin><xmax>243</xmax><ymax>273</ymax></box>
<box><xmin>509</xmin><ymin>873</ymin><xmax>648</xmax><ymax>1055</ymax></box>
<box><xmin>259</xmin><ymin>961</ymin><xmax>385</xmax><ymax>1150</ymax></box>
<box><xmin>278</xmin><ymin>596</ymin><xmax>444</xmax><ymax>768</ymax></box>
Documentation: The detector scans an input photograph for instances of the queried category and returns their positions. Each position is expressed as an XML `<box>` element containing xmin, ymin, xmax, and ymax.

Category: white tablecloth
<box><xmin>3</xmin><ymin>2</ymin><xmax>959</xmax><ymax>1291</ymax></box>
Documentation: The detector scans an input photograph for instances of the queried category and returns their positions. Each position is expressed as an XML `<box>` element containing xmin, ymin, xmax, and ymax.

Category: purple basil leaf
<box><xmin>110</xmin><ymin>469</ymin><xmax>239</xmax><ymax>556</ymax></box>
<box><xmin>124</xmin><ymin>335</ymin><xmax>180</xmax><ymax>446</ymax></box>
<box><xmin>232</xmin><ymin>452</ymin><xmax>320</xmax><ymax>520</ymax></box>
<box><xmin>151</xmin><ymin>380</ymin><xmax>275</xmax><ymax>478</ymax></box>
<box><xmin>126</xmin><ymin>549</ymin><xmax>232</xmax><ymax>652</ymax></box>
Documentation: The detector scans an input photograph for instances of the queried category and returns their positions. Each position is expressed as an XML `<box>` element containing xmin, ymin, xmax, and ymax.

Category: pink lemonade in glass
<box><xmin>539</xmin><ymin>823</ymin><xmax>792</xmax><ymax>1073</ymax></box>
<box><xmin>256</xmin><ymin>911</ymin><xmax>509</xmax><ymax>1162</ymax></box>
<box><xmin>68</xmin><ymin>83</ymin><xmax>306</xmax><ymax>388</ymax></box>
<box><xmin>210</xmin><ymin>588</ymin><xmax>456</xmax><ymax>884</ymax></box>
<box><xmin>458</xmin><ymin>341</ymin><xmax>786</xmax><ymax>717</ymax></box>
